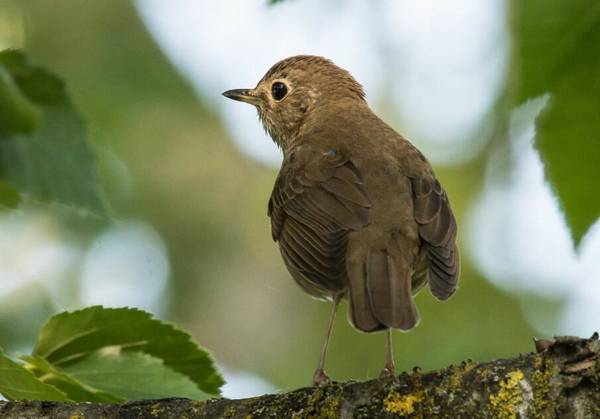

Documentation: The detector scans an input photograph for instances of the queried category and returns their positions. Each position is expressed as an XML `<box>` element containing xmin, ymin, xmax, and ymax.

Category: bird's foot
<box><xmin>379</xmin><ymin>365</ymin><xmax>396</xmax><ymax>379</ymax></box>
<box><xmin>312</xmin><ymin>368</ymin><xmax>331</xmax><ymax>386</ymax></box>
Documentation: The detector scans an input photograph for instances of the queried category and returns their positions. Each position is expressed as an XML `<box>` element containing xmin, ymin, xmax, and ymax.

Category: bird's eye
<box><xmin>271</xmin><ymin>82</ymin><xmax>288</xmax><ymax>101</ymax></box>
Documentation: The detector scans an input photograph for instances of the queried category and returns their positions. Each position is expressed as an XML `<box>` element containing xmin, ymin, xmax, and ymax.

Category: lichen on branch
<box><xmin>1</xmin><ymin>335</ymin><xmax>599</xmax><ymax>418</ymax></box>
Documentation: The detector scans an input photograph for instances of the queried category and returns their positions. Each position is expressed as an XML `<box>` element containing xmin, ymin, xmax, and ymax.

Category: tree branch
<box><xmin>1</xmin><ymin>335</ymin><xmax>599</xmax><ymax>418</ymax></box>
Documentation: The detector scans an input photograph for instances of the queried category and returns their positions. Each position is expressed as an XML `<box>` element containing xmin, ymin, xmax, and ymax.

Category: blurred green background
<box><xmin>1</xmin><ymin>0</ymin><xmax>598</xmax><ymax>396</ymax></box>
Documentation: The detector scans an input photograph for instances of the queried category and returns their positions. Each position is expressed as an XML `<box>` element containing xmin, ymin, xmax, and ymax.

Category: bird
<box><xmin>223</xmin><ymin>55</ymin><xmax>459</xmax><ymax>386</ymax></box>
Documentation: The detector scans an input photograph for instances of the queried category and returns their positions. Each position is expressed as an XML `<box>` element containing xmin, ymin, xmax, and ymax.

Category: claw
<box><xmin>379</xmin><ymin>365</ymin><xmax>396</xmax><ymax>379</ymax></box>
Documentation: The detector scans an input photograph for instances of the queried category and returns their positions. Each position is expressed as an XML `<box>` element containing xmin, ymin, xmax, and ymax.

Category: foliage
<box><xmin>0</xmin><ymin>49</ymin><xmax>107</xmax><ymax>214</ymax></box>
<box><xmin>0</xmin><ymin>306</ymin><xmax>223</xmax><ymax>402</ymax></box>
<box><xmin>0</xmin><ymin>49</ymin><xmax>226</xmax><ymax>403</ymax></box>
<box><xmin>0</xmin><ymin>349</ymin><xmax>69</xmax><ymax>402</ymax></box>
<box><xmin>511</xmin><ymin>0</ymin><xmax>600</xmax><ymax>246</ymax></box>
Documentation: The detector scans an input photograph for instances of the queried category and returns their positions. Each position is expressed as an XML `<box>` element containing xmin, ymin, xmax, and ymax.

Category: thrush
<box><xmin>223</xmin><ymin>55</ymin><xmax>459</xmax><ymax>386</ymax></box>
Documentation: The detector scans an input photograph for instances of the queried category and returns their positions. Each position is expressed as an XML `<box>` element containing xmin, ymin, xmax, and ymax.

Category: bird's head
<box><xmin>223</xmin><ymin>55</ymin><xmax>365</xmax><ymax>151</ymax></box>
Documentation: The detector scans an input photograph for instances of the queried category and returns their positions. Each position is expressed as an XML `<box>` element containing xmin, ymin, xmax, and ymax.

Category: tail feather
<box><xmin>347</xmin><ymin>260</ymin><xmax>383</xmax><ymax>332</ymax></box>
<box><xmin>346</xmin><ymin>250</ymin><xmax>420</xmax><ymax>332</ymax></box>
<box><xmin>366</xmin><ymin>250</ymin><xmax>419</xmax><ymax>331</ymax></box>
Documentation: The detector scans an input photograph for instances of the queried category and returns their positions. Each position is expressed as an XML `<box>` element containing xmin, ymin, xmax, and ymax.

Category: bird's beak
<box><xmin>222</xmin><ymin>88</ymin><xmax>260</xmax><ymax>105</ymax></box>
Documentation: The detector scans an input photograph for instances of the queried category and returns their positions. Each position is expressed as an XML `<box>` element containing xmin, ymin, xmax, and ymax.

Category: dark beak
<box><xmin>222</xmin><ymin>88</ymin><xmax>260</xmax><ymax>105</ymax></box>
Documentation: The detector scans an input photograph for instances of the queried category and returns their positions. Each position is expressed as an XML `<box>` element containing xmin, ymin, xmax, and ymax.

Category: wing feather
<box><xmin>269</xmin><ymin>147</ymin><xmax>371</xmax><ymax>297</ymax></box>
<box><xmin>411</xmin><ymin>176</ymin><xmax>460</xmax><ymax>300</ymax></box>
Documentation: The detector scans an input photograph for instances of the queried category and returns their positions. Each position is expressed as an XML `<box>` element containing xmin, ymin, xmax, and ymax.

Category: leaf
<box><xmin>61</xmin><ymin>348</ymin><xmax>210</xmax><ymax>401</ymax></box>
<box><xmin>512</xmin><ymin>1</ymin><xmax>600</xmax><ymax>246</ymax></box>
<box><xmin>0</xmin><ymin>49</ymin><xmax>107</xmax><ymax>214</ymax></box>
<box><xmin>20</xmin><ymin>354</ymin><xmax>122</xmax><ymax>403</ymax></box>
<box><xmin>0</xmin><ymin>66</ymin><xmax>42</xmax><ymax>135</ymax></box>
<box><xmin>0</xmin><ymin>349</ymin><xmax>69</xmax><ymax>401</ymax></box>
<box><xmin>32</xmin><ymin>306</ymin><xmax>224</xmax><ymax>395</ymax></box>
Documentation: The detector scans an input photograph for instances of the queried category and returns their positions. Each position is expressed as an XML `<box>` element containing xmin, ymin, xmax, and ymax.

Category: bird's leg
<box><xmin>313</xmin><ymin>293</ymin><xmax>342</xmax><ymax>386</ymax></box>
<box><xmin>380</xmin><ymin>329</ymin><xmax>396</xmax><ymax>378</ymax></box>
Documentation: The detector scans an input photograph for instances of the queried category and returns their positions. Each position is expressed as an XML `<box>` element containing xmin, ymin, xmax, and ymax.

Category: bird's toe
<box><xmin>312</xmin><ymin>368</ymin><xmax>331</xmax><ymax>386</ymax></box>
<box><xmin>379</xmin><ymin>365</ymin><xmax>396</xmax><ymax>379</ymax></box>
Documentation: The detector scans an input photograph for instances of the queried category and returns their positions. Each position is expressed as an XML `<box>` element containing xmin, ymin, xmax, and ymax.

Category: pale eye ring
<box><xmin>271</xmin><ymin>82</ymin><xmax>288</xmax><ymax>101</ymax></box>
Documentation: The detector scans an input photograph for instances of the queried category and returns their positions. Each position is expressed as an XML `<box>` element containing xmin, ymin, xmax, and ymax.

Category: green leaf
<box><xmin>33</xmin><ymin>306</ymin><xmax>224</xmax><ymax>395</ymax></box>
<box><xmin>512</xmin><ymin>1</ymin><xmax>600</xmax><ymax>246</ymax></box>
<box><xmin>62</xmin><ymin>348</ymin><xmax>210</xmax><ymax>401</ymax></box>
<box><xmin>0</xmin><ymin>66</ymin><xmax>42</xmax><ymax>135</ymax></box>
<box><xmin>20</xmin><ymin>354</ymin><xmax>122</xmax><ymax>403</ymax></box>
<box><xmin>0</xmin><ymin>349</ymin><xmax>69</xmax><ymax>401</ymax></box>
<box><xmin>0</xmin><ymin>49</ymin><xmax>107</xmax><ymax>214</ymax></box>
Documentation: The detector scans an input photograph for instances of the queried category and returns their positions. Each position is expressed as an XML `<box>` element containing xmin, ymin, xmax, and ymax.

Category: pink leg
<box><xmin>313</xmin><ymin>294</ymin><xmax>342</xmax><ymax>386</ymax></box>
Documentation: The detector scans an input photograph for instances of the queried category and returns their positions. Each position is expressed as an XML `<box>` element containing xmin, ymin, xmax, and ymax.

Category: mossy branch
<box><xmin>1</xmin><ymin>335</ymin><xmax>599</xmax><ymax>418</ymax></box>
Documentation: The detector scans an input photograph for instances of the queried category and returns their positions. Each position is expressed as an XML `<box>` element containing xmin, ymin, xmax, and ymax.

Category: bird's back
<box><xmin>269</xmin><ymin>92</ymin><xmax>459</xmax><ymax>333</ymax></box>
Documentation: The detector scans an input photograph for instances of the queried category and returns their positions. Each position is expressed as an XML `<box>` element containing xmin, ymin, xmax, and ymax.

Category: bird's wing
<box><xmin>411</xmin><ymin>175</ymin><xmax>459</xmax><ymax>300</ymax></box>
<box><xmin>268</xmin><ymin>146</ymin><xmax>371</xmax><ymax>294</ymax></box>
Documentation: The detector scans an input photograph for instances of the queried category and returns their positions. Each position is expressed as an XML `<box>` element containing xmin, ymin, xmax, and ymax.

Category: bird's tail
<box><xmin>347</xmin><ymin>250</ymin><xmax>419</xmax><ymax>332</ymax></box>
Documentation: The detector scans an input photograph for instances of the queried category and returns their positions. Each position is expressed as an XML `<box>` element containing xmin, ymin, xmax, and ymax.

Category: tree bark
<box><xmin>1</xmin><ymin>335</ymin><xmax>599</xmax><ymax>418</ymax></box>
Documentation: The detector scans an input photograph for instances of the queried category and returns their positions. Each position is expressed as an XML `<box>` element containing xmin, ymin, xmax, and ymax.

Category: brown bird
<box><xmin>223</xmin><ymin>55</ymin><xmax>459</xmax><ymax>385</ymax></box>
